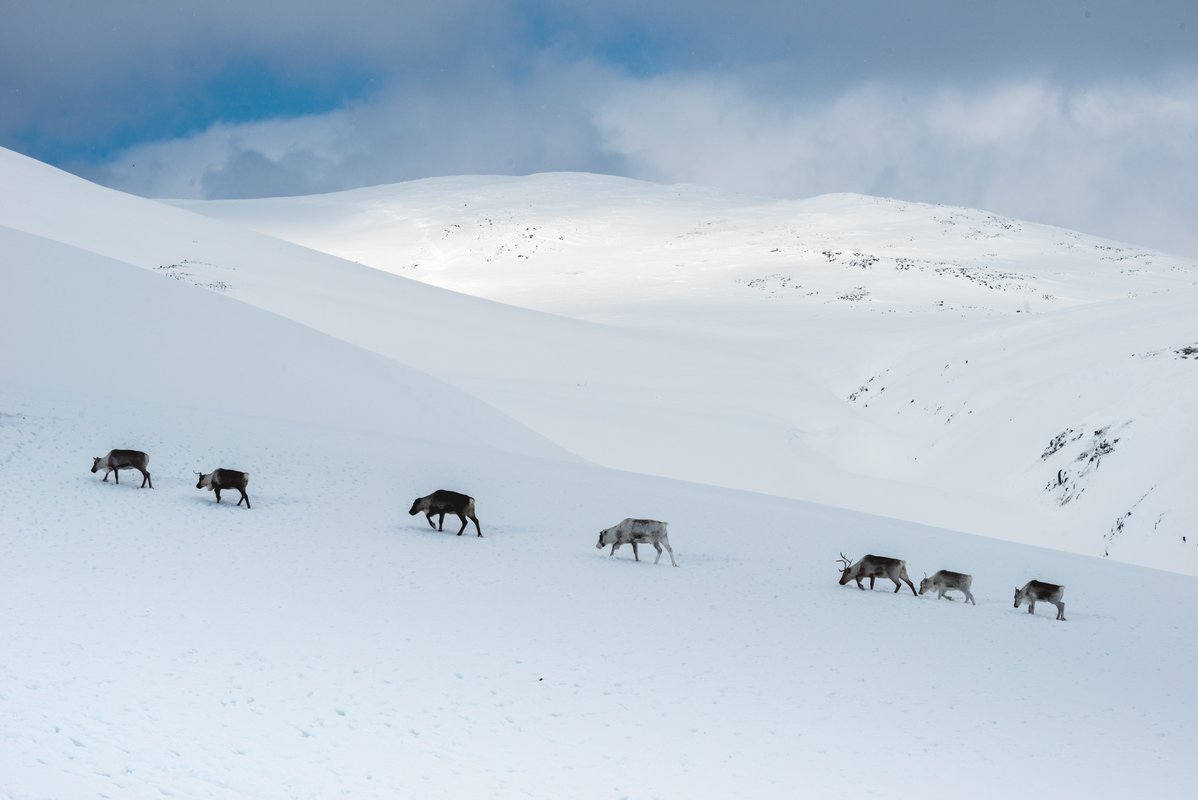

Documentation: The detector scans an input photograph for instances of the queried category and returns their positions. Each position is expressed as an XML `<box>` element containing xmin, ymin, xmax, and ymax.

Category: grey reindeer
<box><xmin>919</xmin><ymin>570</ymin><xmax>976</xmax><ymax>605</ymax></box>
<box><xmin>1014</xmin><ymin>580</ymin><xmax>1066</xmax><ymax>621</ymax></box>
<box><xmin>596</xmin><ymin>518</ymin><xmax>677</xmax><ymax>566</ymax></box>
<box><xmin>836</xmin><ymin>552</ymin><xmax>917</xmax><ymax>596</ymax></box>
<box><xmin>91</xmin><ymin>449</ymin><xmax>152</xmax><ymax>488</ymax></box>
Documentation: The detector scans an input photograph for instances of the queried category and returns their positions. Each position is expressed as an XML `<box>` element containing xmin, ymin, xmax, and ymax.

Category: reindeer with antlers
<box><xmin>836</xmin><ymin>552</ymin><xmax>918</xmax><ymax>596</ymax></box>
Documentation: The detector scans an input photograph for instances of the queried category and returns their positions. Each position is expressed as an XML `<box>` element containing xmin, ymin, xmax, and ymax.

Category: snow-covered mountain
<box><xmin>3</xmin><ymin>147</ymin><xmax>1197</xmax><ymax>798</ymax></box>
<box><xmin>176</xmin><ymin>173</ymin><xmax>1198</xmax><ymax>574</ymax></box>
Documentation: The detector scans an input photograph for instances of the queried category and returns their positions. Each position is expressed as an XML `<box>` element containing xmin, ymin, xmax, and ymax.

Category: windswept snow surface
<box><xmin>3</xmin><ymin>151</ymin><xmax>1198</xmax><ymax>798</ymax></box>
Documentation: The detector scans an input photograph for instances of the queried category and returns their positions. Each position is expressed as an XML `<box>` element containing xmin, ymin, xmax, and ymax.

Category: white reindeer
<box><xmin>919</xmin><ymin>570</ymin><xmax>976</xmax><ymax>605</ymax></box>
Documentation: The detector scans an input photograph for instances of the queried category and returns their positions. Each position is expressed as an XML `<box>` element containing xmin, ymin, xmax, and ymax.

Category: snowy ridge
<box><xmin>176</xmin><ymin>175</ymin><xmax>1198</xmax><ymax>322</ymax></box>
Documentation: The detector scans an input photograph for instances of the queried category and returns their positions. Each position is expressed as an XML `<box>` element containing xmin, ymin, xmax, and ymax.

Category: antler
<box><xmin>836</xmin><ymin>551</ymin><xmax>852</xmax><ymax>570</ymax></box>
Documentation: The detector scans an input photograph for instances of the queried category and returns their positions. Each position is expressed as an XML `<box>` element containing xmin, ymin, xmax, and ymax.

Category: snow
<box><xmin>175</xmin><ymin>172</ymin><xmax>1198</xmax><ymax>574</ymax></box>
<box><xmin>3</xmin><ymin>147</ymin><xmax>1198</xmax><ymax>798</ymax></box>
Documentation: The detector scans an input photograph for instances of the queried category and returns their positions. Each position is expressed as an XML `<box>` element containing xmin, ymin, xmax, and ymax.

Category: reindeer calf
<box><xmin>919</xmin><ymin>570</ymin><xmax>976</xmax><ymax>605</ymax></box>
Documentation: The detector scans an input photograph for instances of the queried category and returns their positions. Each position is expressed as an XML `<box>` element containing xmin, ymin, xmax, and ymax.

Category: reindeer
<box><xmin>1014</xmin><ymin>580</ymin><xmax>1066</xmax><ymax>621</ymax></box>
<box><xmin>919</xmin><ymin>570</ymin><xmax>976</xmax><ymax>604</ymax></box>
<box><xmin>836</xmin><ymin>552</ymin><xmax>917</xmax><ymax>596</ymax></box>
<box><xmin>91</xmin><ymin>449</ymin><xmax>152</xmax><ymax>488</ymax></box>
<box><xmin>596</xmin><ymin>518</ymin><xmax>677</xmax><ymax>567</ymax></box>
<box><xmin>195</xmin><ymin>468</ymin><xmax>251</xmax><ymax>508</ymax></box>
<box><xmin>409</xmin><ymin>490</ymin><xmax>481</xmax><ymax>536</ymax></box>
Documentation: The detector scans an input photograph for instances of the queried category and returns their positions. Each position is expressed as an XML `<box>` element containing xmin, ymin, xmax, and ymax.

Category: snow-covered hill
<box><xmin>175</xmin><ymin>173</ymin><xmax>1198</xmax><ymax>325</ymax></box>
<box><xmin>175</xmin><ymin>172</ymin><xmax>1198</xmax><ymax>575</ymax></box>
<box><xmin>3</xmin><ymin>148</ymin><xmax>1198</xmax><ymax>797</ymax></box>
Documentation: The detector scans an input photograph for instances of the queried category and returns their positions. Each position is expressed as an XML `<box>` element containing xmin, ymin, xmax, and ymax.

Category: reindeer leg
<box><xmin>966</xmin><ymin>590</ymin><xmax>976</xmax><ymax>605</ymax></box>
<box><xmin>437</xmin><ymin>512</ymin><xmax>446</xmax><ymax>531</ymax></box>
<box><xmin>1056</xmin><ymin>602</ymin><xmax>1066</xmax><ymax>621</ymax></box>
<box><xmin>1027</xmin><ymin>600</ymin><xmax>1036</xmax><ymax>615</ymax></box>
<box><xmin>904</xmin><ymin>577</ymin><xmax>917</xmax><ymax>596</ymax></box>
<box><xmin>664</xmin><ymin>540</ymin><xmax>678</xmax><ymax>567</ymax></box>
<box><xmin>215</xmin><ymin>487</ymin><xmax>222</xmax><ymax>503</ymax></box>
<box><xmin>425</xmin><ymin>513</ymin><xmax>436</xmax><ymax>530</ymax></box>
<box><xmin>141</xmin><ymin>469</ymin><xmax>152</xmax><ymax>488</ymax></box>
<box><xmin>609</xmin><ymin>543</ymin><xmax>618</xmax><ymax>557</ymax></box>
<box><xmin>652</xmin><ymin>541</ymin><xmax>663</xmax><ymax>564</ymax></box>
<box><xmin>868</xmin><ymin>576</ymin><xmax>876</xmax><ymax>590</ymax></box>
<box><xmin>113</xmin><ymin>468</ymin><xmax>119</xmax><ymax>485</ymax></box>
<box><xmin>891</xmin><ymin>577</ymin><xmax>902</xmax><ymax>593</ymax></box>
<box><xmin>470</xmin><ymin>514</ymin><xmax>482</xmax><ymax>537</ymax></box>
<box><xmin>456</xmin><ymin>512</ymin><xmax>467</xmax><ymax>535</ymax></box>
<box><xmin>632</xmin><ymin>542</ymin><xmax>640</xmax><ymax>561</ymax></box>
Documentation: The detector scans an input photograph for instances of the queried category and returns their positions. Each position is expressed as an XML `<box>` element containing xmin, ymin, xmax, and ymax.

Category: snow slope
<box><xmin>175</xmin><ymin>172</ymin><xmax>1198</xmax><ymax>575</ymax></box>
<box><xmin>3</xmin><ymin>149</ymin><xmax>1198</xmax><ymax>798</ymax></box>
<box><xmin>1</xmin><ymin>150</ymin><xmax>1013</xmax><ymax>563</ymax></box>
<box><xmin>6</xmin><ymin>384</ymin><xmax>1197</xmax><ymax>799</ymax></box>
<box><xmin>0</xmin><ymin>228</ymin><xmax>569</xmax><ymax>463</ymax></box>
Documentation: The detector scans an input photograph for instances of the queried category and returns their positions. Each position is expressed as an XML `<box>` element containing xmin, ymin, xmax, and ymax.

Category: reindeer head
<box><xmin>1013</xmin><ymin>586</ymin><xmax>1024</xmax><ymax>608</ymax></box>
<box><xmin>195</xmin><ymin>471</ymin><xmax>210</xmax><ymax>490</ymax></box>
<box><xmin>836</xmin><ymin>552</ymin><xmax>855</xmax><ymax>585</ymax></box>
<box><xmin>596</xmin><ymin>530</ymin><xmax>610</xmax><ymax>549</ymax></box>
<box><xmin>919</xmin><ymin>573</ymin><xmax>932</xmax><ymax>595</ymax></box>
<box><xmin>91</xmin><ymin>457</ymin><xmax>102</xmax><ymax>473</ymax></box>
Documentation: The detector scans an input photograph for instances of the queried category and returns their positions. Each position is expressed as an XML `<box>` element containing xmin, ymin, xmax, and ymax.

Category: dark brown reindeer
<box><xmin>91</xmin><ymin>449</ymin><xmax>152</xmax><ymax>488</ymax></box>
<box><xmin>195</xmin><ymin>469</ymin><xmax>251</xmax><ymax>509</ymax></box>
<box><xmin>409</xmin><ymin>490</ymin><xmax>481</xmax><ymax>536</ymax></box>
<box><xmin>919</xmin><ymin>570</ymin><xmax>976</xmax><ymax>605</ymax></box>
<box><xmin>837</xmin><ymin>552</ymin><xmax>917</xmax><ymax>596</ymax></box>
<box><xmin>1014</xmin><ymin>580</ymin><xmax>1066</xmax><ymax>621</ymax></box>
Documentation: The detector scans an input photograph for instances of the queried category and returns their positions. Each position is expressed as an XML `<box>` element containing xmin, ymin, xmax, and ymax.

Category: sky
<box><xmin>4</xmin><ymin>1</ymin><xmax>1197</xmax><ymax>257</ymax></box>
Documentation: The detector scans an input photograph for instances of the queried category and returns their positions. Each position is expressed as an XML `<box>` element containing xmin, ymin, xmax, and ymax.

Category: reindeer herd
<box><xmin>837</xmin><ymin>552</ymin><xmax>1067</xmax><ymax>620</ymax></box>
<box><xmin>91</xmin><ymin>447</ymin><xmax>1068</xmax><ymax>621</ymax></box>
<box><xmin>91</xmin><ymin>449</ymin><xmax>252</xmax><ymax>508</ymax></box>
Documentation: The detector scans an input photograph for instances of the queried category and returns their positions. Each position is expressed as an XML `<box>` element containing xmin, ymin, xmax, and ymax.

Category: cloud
<box><xmin>7</xmin><ymin>0</ymin><xmax>1186</xmax><ymax>259</ymax></box>
<box><xmin>79</xmin><ymin>58</ymin><xmax>625</xmax><ymax>198</ymax></box>
<box><xmin>80</xmin><ymin>66</ymin><xmax>1198</xmax><ymax>260</ymax></box>
<box><xmin>7</xmin><ymin>2</ymin><xmax>1196</xmax><ymax>164</ymax></box>
<box><xmin>592</xmin><ymin>72</ymin><xmax>1198</xmax><ymax>257</ymax></box>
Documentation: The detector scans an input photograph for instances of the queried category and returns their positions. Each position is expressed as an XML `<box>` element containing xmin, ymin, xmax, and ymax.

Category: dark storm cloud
<box><xmin>0</xmin><ymin>0</ymin><xmax>517</xmax><ymax>161</ymax></box>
